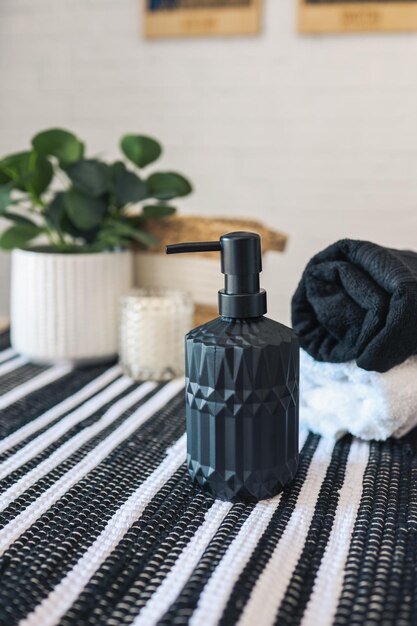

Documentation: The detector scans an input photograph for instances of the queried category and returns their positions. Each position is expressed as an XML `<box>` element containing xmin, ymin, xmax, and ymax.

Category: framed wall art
<box><xmin>144</xmin><ymin>0</ymin><xmax>262</xmax><ymax>38</ymax></box>
<box><xmin>298</xmin><ymin>0</ymin><xmax>417</xmax><ymax>34</ymax></box>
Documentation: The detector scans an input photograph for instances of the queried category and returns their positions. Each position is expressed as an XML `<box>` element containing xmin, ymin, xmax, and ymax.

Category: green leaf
<box><xmin>146</xmin><ymin>172</ymin><xmax>192</xmax><ymax>201</ymax></box>
<box><xmin>65</xmin><ymin>159</ymin><xmax>109</xmax><ymax>197</ymax></box>
<box><xmin>104</xmin><ymin>219</ymin><xmax>157</xmax><ymax>247</ymax></box>
<box><xmin>0</xmin><ymin>170</ymin><xmax>12</xmax><ymax>185</ymax></box>
<box><xmin>129</xmin><ymin>229</ymin><xmax>158</xmax><ymax>246</ymax></box>
<box><xmin>111</xmin><ymin>163</ymin><xmax>148</xmax><ymax>206</ymax></box>
<box><xmin>64</xmin><ymin>188</ymin><xmax>108</xmax><ymax>230</ymax></box>
<box><xmin>0</xmin><ymin>151</ymin><xmax>53</xmax><ymax>196</ymax></box>
<box><xmin>45</xmin><ymin>193</ymin><xmax>100</xmax><ymax>243</ymax></box>
<box><xmin>0</xmin><ymin>183</ymin><xmax>13</xmax><ymax>214</ymax></box>
<box><xmin>44</xmin><ymin>192</ymin><xmax>66</xmax><ymax>230</ymax></box>
<box><xmin>0</xmin><ymin>223</ymin><xmax>44</xmax><ymax>250</ymax></box>
<box><xmin>32</xmin><ymin>128</ymin><xmax>84</xmax><ymax>165</ymax></box>
<box><xmin>120</xmin><ymin>135</ymin><xmax>162</xmax><ymax>168</ymax></box>
<box><xmin>2</xmin><ymin>212</ymin><xmax>38</xmax><ymax>226</ymax></box>
<box><xmin>46</xmin><ymin>193</ymin><xmax>76</xmax><ymax>234</ymax></box>
<box><xmin>110</xmin><ymin>161</ymin><xmax>125</xmax><ymax>180</ymax></box>
<box><xmin>142</xmin><ymin>204</ymin><xmax>176</xmax><ymax>218</ymax></box>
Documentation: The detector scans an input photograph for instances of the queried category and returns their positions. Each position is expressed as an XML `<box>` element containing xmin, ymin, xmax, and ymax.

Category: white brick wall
<box><xmin>1</xmin><ymin>0</ymin><xmax>417</xmax><ymax>324</ymax></box>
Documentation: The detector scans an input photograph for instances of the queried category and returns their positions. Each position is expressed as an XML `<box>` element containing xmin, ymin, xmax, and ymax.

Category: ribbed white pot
<box><xmin>10</xmin><ymin>248</ymin><xmax>133</xmax><ymax>363</ymax></box>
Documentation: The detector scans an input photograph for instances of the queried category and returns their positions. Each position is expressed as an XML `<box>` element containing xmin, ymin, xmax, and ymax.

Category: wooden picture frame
<box><xmin>144</xmin><ymin>0</ymin><xmax>262</xmax><ymax>38</ymax></box>
<box><xmin>298</xmin><ymin>0</ymin><xmax>417</xmax><ymax>34</ymax></box>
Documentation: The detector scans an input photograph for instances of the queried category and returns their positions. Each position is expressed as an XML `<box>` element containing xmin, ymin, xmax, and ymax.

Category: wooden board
<box><xmin>298</xmin><ymin>0</ymin><xmax>417</xmax><ymax>33</ymax></box>
<box><xmin>143</xmin><ymin>0</ymin><xmax>262</xmax><ymax>38</ymax></box>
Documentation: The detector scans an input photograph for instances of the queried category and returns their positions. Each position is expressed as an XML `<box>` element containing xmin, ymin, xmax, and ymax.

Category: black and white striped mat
<box><xmin>0</xmin><ymin>329</ymin><xmax>416</xmax><ymax>626</ymax></box>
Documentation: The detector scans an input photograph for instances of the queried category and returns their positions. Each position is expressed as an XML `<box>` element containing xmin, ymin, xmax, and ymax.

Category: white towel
<box><xmin>300</xmin><ymin>349</ymin><xmax>417</xmax><ymax>440</ymax></box>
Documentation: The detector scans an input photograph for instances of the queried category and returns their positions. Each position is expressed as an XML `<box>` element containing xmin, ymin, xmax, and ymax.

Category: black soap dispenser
<box><xmin>166</xmin><ymin>232</ymin><xmax>299</xmax><ymax>502</ymax></box>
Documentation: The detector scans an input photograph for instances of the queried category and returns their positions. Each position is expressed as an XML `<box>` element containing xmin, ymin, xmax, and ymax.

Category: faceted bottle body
<box><xmin>185</xmin><ymin>316</ymin><xmax>299</xmax><ymax>502</ymax></box>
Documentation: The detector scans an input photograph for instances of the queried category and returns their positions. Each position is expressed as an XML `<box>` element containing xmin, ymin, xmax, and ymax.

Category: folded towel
<box><xmin>292</xmin><ymin>239</ymin><xmax>417</xmax><ymax>373</ymax></box>
<box><xmin>300</xmin><ymin>349</ymin><xmax>417</xmax><ymax>440</ymax></box>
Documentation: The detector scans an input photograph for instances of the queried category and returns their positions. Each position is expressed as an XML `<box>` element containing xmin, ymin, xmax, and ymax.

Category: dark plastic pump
<box><xmin>166</xmin><ymin>232</ymin><xmax>299</xmax><ymax>503</ymax></box>
<box><xmin>167</xmin><ymin>231</ymin><xmax>267</xmax><ymax>319</ymax></box>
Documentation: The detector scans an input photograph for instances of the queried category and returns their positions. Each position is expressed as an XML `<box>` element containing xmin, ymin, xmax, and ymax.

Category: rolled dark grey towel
<box><xmin>291</xmin><ymin>239</ymin><xmax>417</xmax><ymax>373</ymax></box>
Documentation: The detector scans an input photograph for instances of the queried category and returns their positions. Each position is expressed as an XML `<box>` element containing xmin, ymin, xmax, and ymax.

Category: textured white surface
<box><xmin>0</xmin><ymin>342</ymin><xmax>409</xmax><ymax>625</ymax></box>
<box><xmin>10</xmin><ymin>249</ymin><xmax>133</xmax><ymax>362</ymax></box>
<box><xmin>0</xmin><ymin>347</ymin><xmax>15</xmax><ymax>364</ymax></box>
<box><xmin>0</xmin><ymin>380</ymin><xmax>156</xmax><ymax>510</ymax></box>
<box><xmin>300</xmin><ymin>349</ymin><xmax>417</xmax><ymax>440</ymax></box>
<box><xmin>1</xmin><ymin>0</ymin><xmax>417</xmax><ymax>324</ymax></box>
<box><xmin>133</xmin><ymin>500</ymin><xmax>232</xmax><ymax>626</ymax></box>
<box><xmin>0</xmin><ymin>376</ymin><xmax>135</xmax><ymax>484</ymax></box>
<box><xmin>0</xmin><ymin>365</ymin><xmax>121</xmax><ymax>455</ymax></box>
<box><xmin>237</xmin><ymin>435</ymin><xmax>335</xmax><ymax>626</ymax></box>
<box><xmin>0</xmin><ymin>377</ymin><xmax>184</xmax><ymax>552</ymax></box>
<box><xmin>0</xmin><ymin>354</ymin><xmax>27</xmax><ymax>377</ymax></box>
<box><xmin>235</xmin><ymin>438</ymin><xmax>369</xmax><ymax>626</ymax></box>
<box><xmin>19</xmin><ymin>434</ymin><xmax>189</xmax><ymax>626</ymax></box>
<box><xmin>0</xmin><ymin>364</ymin><xmax>71</xmax><ymax>410</ymax></box>
<box><xmin>301</xmin><ymin>439</ymin><xmax>369</xmax><ymax>626</ymax></box>
<box><xmin>190</xmin><ymin>429</ymin><xmax>309</xmax><ymax>626</ymax></box>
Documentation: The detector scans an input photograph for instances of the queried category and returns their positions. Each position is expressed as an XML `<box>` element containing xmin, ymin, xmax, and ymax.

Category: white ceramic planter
<box><xmin>10</xmin><ymin>248</ymin><xmax>133</xmax><ymax>363</ymax></box>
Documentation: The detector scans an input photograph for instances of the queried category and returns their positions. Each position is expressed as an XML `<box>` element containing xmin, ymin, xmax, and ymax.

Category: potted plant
<box><xmin>0</xmin><ymin>128</ymin><xmax>192</xmax><ymax>363</ymax></box>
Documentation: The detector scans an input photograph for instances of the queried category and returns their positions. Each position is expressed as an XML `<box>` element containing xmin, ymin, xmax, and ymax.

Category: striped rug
<box><xmin>0</xmin><ymin>329</ymin><xmax>416</xmax><ymax>626</ymax></box>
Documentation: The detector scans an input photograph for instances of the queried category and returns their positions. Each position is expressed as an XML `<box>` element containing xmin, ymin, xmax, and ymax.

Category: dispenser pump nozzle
<box><xmin>166</xmin><ymin>231</ymin><xmax>267</xmax><ymax>319</ymax></box>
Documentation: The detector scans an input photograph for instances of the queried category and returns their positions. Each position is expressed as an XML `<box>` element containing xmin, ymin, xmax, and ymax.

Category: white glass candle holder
<box><xmin>119</xmin><ymin>288</ymin><xmax>194</xmax><ymax>381</ymax></box>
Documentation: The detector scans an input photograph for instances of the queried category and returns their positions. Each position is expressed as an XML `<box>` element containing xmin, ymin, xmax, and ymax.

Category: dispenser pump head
<box><xmin>166</xmin><ymin>231</ymin><xmax>267</xmax><ymax>319</ymax></box>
